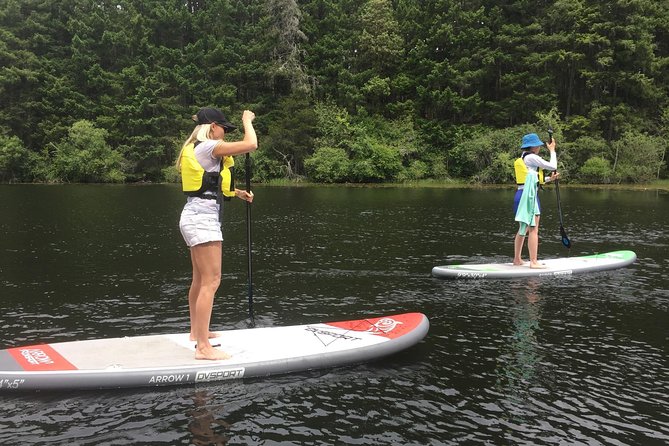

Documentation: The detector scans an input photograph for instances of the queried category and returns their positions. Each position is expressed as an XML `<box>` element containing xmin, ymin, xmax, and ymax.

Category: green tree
<box><xmin>578</xmin><ymin>156</ymin><xmax>613</xmax><ymax>183</ymax></box>
<box><xmin>0</xmin><ymin>134</ymin><xmax>39</xmax><ymax>182</ymax></box>
<box><xmin>50</xmin><ymin>120</ymin><xmax>126</xmax><ymax>183</ymax></box>
<box><xmin>304</xmin><ymin>147</ymin><xmax>350</xmax><ymax>183</ymax></box>
<box><xmin>306</xmin><ymin>101</ymin><xmax>407</xmax><ymax>182</ymax></box>
<box><xmin>547</xmin><ymin>0</ymin><xmax>668</xmax><ymax>140</ymax></box>
<box><xmin>449</xmin><ymin>125</ymin><xmax>535</xmax><ymax>182</ymax></box>
<box><xmin>261</xmin><ymin>93</ymin><xmax>318</xmax><ymax>179</ymax></box>
<box><xmin>264</xmin><ymin>0</ymin><xmax>310</xmax><ymax>93</ymax></box>
<box><xmin>611</xmin><ymin>131</ymin><xmax>666</xmax><ymax>183</ymax></box>
<box><xmin>1</xmin><ymin>0</ymin><xmax>668</xmax><ymax>184</ymax></box>
<box><xmin>300</xmin><ymin>0</ymin><xmax>364</xmax><ymax>110</ymax></box>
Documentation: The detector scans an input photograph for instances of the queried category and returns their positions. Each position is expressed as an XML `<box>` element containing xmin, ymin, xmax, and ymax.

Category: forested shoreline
<box><xmin>1</xmin><ymin>0</ymin><xmax>667</xmax><ymax>185</ymax></box>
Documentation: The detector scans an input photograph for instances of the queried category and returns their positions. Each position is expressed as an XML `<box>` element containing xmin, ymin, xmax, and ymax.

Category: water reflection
<box><xmin>496</xmin><ymin>280</ymin><xmax>544</xmax><ymax>404</ymax></box>
<box><xmin>188</xmin><ymin>391</ymin><xmax>232</xmax><ymax>446</ymax></box>
<box><xmin>0</xmin><ymin>185</ymin><xmax>667</xmax><ymax>445</ymax></box>
<box><xmin>500</xmin><ymin>279</ymin><xmax>543</xmax><ymax>382</ymax></box>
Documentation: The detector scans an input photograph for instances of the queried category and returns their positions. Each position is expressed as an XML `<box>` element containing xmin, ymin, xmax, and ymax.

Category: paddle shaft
<box><xmin>549</xmin><ymin>129</ymin><xmax>571</xmax><ymax>248</ymax></box>
<box><xmin>245</xmin><ymin>153</ymin><xmax>255</xmax><ymax>327</ymax></box>
<box><xmin>555</xmin><ymin>179</ymin><xmax>565</xmax><ymax>226</ymax></box>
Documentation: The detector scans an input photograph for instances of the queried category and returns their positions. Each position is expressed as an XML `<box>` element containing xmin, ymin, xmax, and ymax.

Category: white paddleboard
<box><xmin>0</xmin><ymin>312</ymin><xmax>428</xmax><ymax>391</ymax></box>
<box><xmin>432</xmin><ymin>250</ymin><xmax>636</xmax><ymax>280</ymax></box>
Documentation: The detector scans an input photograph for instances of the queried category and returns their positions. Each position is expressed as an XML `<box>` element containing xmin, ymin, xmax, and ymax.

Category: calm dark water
<box><xmin>0</xmin><ymin>184</ymin><xmax>667</xmax><ymax>445</ymax></box>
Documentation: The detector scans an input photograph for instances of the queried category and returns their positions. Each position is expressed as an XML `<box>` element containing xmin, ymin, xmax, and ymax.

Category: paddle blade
<box><xmin>560</xmin><ymin>226</ymin><xmax>571</xmax><ymax>248</ymax></box>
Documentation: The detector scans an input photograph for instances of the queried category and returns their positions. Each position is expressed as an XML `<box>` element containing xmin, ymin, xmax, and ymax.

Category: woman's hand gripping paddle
<box><xmin>549</xmin><ymin>128</ymin><xmax>572</xmax><ymax>249</ymax></box>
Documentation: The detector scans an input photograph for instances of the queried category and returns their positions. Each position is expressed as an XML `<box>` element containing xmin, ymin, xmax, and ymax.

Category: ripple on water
<box><xmin>1</xmin><ymin>186</ymin><xmax>668</xmax><ymax>445</ymax></box>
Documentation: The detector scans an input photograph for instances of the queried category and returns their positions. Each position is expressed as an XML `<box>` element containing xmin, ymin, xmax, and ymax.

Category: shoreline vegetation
<box><xmin>262</xmin><ymin>178</ymin><xmax>669</xmax><ymax>190</ymax></box>
<box><xmin>3</xmin><ymin>179</ymin><xmax>668</xmax><ymax>192</ymax></box>
<box><xmin>1</xmin><ymin>2</ymin><xmax>667</xmax><ymax>187</ymax></box>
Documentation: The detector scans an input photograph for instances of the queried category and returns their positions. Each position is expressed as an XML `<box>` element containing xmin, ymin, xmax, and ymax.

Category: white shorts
<box><xmin>179</xmin><ymin>208</ymin><xmax>222</xmax><ymax>247</ymax></box>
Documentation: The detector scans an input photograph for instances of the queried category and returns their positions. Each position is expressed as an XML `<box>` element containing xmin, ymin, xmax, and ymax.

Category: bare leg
<box><xmin>513</xmin><ymin>233</ymin><xmax>526</xmax><ymax>265</ymax></box>
<box><xmin>189</xmin><ymin>332</ymin><xmax>221</xmax><ymax>342</ymax></box>
<box><xmin>189</xmin><ymin>241</ymin><xmax>231</xmax><ymax>360</ymax></box>
<box><xmin>187</xmin><ymin>258</ymin><xmax>221</xmax><ymax>342</ymax></box>
<box><xmin>528</xmin><ymin>215</ymin><xmax>545</xmax><ymax>269</ymax></box>
<box><xmin>187</xmin><ymin>253</ymin><xmax>201</xmax><ymax>340</ymax></box>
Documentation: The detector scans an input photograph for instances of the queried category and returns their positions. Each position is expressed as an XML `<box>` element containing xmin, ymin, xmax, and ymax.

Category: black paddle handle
<box><xmin>245</xmin><ymin>153</ymin><xmax>252</xmax><ymax>192</ymax></box>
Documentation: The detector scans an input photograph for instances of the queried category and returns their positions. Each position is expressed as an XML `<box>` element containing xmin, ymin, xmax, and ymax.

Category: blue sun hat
<box><xmin>520</xmin><ymin>133</ymin><xmax>544</xmax><ymax>149</ymax></box>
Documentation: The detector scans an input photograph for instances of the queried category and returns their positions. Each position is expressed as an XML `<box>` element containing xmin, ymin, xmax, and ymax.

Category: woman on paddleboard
<box><xmin>176</xmin><ymin>107</ymin><xmax>258</xmax><ymax>360</ymax></box>
<box><xmin>513</xmin><ymin>133</ymin><xmax>559</xmax><ymax>268</ymax></box>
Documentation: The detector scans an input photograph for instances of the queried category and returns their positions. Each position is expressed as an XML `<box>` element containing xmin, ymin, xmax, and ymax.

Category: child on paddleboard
<box><xmin>513</xmin><ymin>133</ymin><xmax>559</xmax><ymax>268</ymax></box>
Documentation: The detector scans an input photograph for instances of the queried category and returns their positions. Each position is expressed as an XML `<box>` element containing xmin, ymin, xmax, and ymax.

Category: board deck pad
<box><xmin>431</xmin><ymin>250</ymin><xmax>636</xmax><ymax>280</ymax></box>
<box><xmin>0</xmin><ymin>312</ymin><xmax>429</xmax><ymax>391</ymax></box>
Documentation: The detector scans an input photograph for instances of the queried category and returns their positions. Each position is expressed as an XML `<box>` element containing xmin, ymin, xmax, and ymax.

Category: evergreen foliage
<box><xmin>0</xmin><ymin>0</ymin><xmax>667</xmax><ymax>184</ymax></box>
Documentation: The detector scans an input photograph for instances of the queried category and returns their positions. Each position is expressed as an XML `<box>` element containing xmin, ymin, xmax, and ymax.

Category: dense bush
<box><xmin>398</xmin><ymin>160</ymin><xmax>430</xmax><ymax>182</ymax></box>
<box><xmin>578</xmin><ymin>157</ymin><xmax>613</xmax><ymax>183</ymax></box>
<box><xmin>449</xmin><ymin>125</ymin><xmax>539</xmax><ymax>182</ymax></box>
<box><xmin>611</xmin><ymin>132</ymin><xmax>666</xmax><ymax>183</ymax></box>
<box><xmin>304</xmin><ymin>147</ymin><xmax>350</xmax><ymax>183</ymax></box>
<box><xmin>0</xmin><ymin>134</ymin><xmax>38</xmax><ymax>182</ymax></box>
<box><xmin>50</xmin><ymin>121</ymin><xmax>127</xmax><ymax>183</ymax></box>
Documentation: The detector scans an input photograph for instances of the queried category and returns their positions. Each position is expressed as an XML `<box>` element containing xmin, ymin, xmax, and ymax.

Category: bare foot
<box><xmin>190</xmin><ymin>332</ymin><xmax>221</xmax><ymax>342</ymax></box>
<box><xmin>195</xmin><ymin>346</ymin><xmax>232</xmax><ymax>361</ymax></box>
<box><xmin>512</xmin><ymin>259</ymin><xmax>525</xmax><ymax>266</ymax></box>
<box><xmin>530</xmin><ymin>262</ymin><xmax>547</xmax><ymax>269</ymax></box>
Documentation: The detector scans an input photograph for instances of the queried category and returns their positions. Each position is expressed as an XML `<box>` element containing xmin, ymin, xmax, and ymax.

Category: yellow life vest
<box><xmin>180</xmin><ymin>142</ymin><xmax>235</xmax><ymax>199</ymax></box>
<box><xmin>514</xmin><ymin>155</ymin><xmax>544</xmax><ymax>185</ymax></box>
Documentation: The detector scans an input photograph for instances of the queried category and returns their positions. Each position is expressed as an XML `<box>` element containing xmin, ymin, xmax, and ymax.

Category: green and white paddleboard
<box><xmin>432</xmin><ymin>250</ymin><xmax>637</xmax><ymax>280</ymax></box>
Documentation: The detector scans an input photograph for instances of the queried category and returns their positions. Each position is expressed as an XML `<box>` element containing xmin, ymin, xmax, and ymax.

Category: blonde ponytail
<box><xmin>176</xmin><ymin>122</ymin><xmax>214</xmax><ymax>169</ymax></box>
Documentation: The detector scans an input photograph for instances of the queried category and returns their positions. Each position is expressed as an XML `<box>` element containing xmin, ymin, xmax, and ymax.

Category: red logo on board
<box><xmin>327</xmin><ymin>313</ymin><xmax>424</xmax><ymax>339</ymax></box>
<box><xmin>8</xmin><ymin>344</ymin><xmax>77</xmax><ymax>371</ymax></box>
